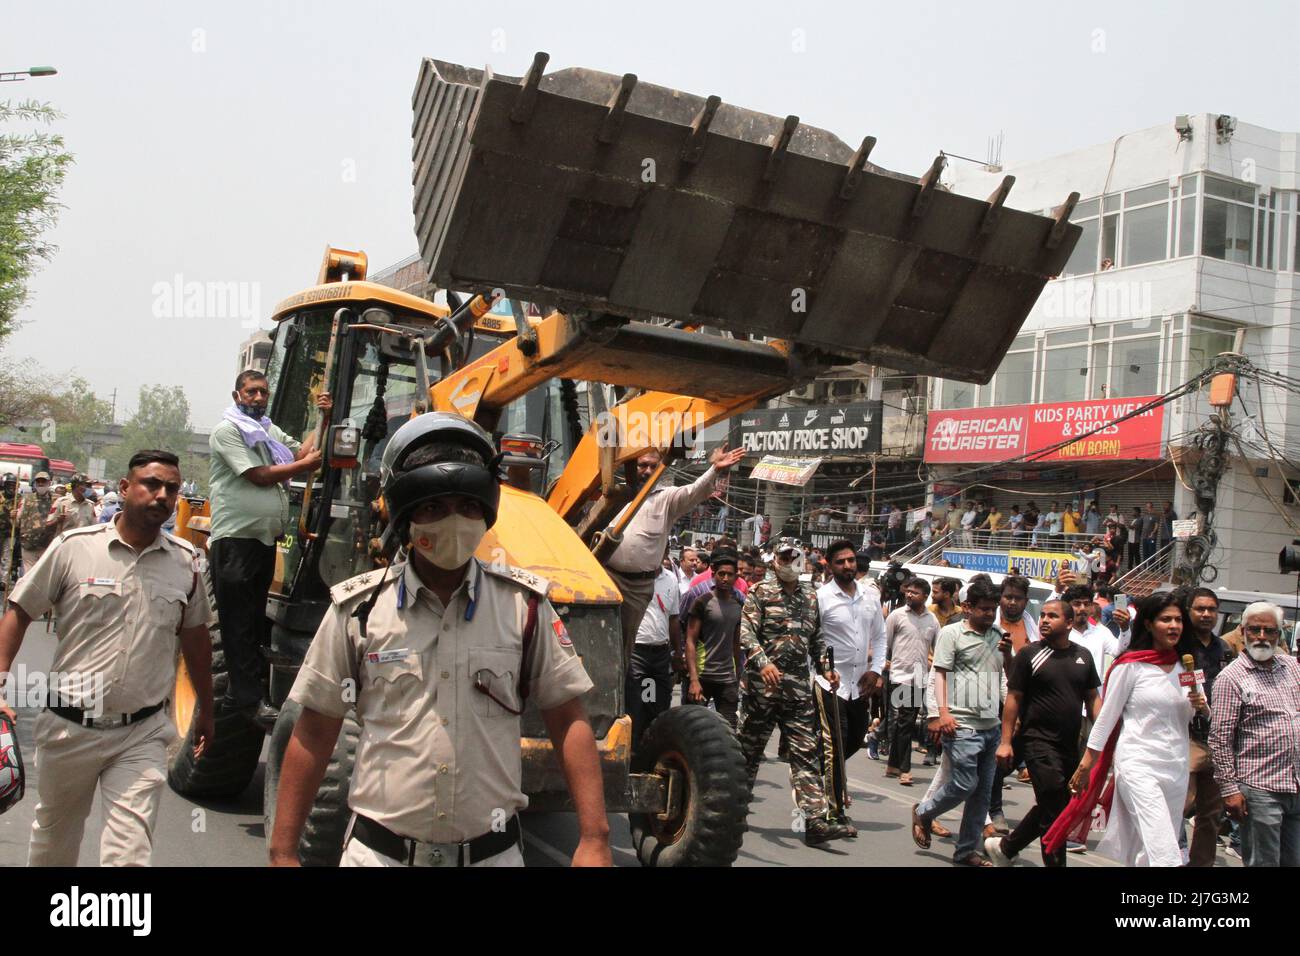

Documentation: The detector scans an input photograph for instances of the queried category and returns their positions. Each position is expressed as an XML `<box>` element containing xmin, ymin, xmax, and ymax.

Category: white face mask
<box><xmin>1247</xmin><ymin>641</ymin><xmax>1277</xmax><ymax>663</ymax></box>
<box><xmin>409</xmin><ymin>514</ymin><xmax>487</xmax><ymax>570</ymax></box>
<box><xmin>773</xmin><ymin>554</ymin><xmax>803</xmax><ymax>582</ymax></box>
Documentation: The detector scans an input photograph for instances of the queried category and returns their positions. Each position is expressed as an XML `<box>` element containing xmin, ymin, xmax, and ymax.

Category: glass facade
<box><xmin>934</xmin><ymin>314</ymin><xmax>1242</xmax><ymax>409</ymax></box>
<box><xmin>1060</xmin><ymin>174</ymin><xmax>1299</xmax><ymax>274</ymax></box>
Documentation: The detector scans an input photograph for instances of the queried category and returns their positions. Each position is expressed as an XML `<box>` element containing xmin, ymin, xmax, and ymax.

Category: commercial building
<box><xmin>934</xmin><ymin>114</ymin><xmax>1300</xmax><ymax>591</ymax></box>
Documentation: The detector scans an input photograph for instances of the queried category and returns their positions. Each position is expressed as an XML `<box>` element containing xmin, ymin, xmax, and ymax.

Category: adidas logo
<box><xmin>1076</xmin><ymin>657</ymin><xmax>1086</xmax><ymax>665</ymax></box>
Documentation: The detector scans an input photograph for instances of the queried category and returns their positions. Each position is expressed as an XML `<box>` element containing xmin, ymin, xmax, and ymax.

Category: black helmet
<box><xmin>0</xmin><ymin>714</ymin><xmax>24</xmax><ymax>816</ymax></box>
<box><xmin>380</xmin><ymin>412</ymin><xmax>500</xmax><ymax>544</ymax></box>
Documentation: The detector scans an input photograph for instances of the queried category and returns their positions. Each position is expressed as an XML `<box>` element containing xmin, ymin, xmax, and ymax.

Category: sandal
<box><xmin>911</xmin><ymin>804</ymin><xmax>931</xmax><ymax>849</ymax></box>
<box><xmin>931</xmin><ymin>820</ymin><xmax>953</xmax><ymax>838</ymax></box>
<box><xmin>955</xmin><ymin>853</ymin><xmax>994</xmax><ymax>868</ymax></box>
<box><xmin>899</xmin><ymin>772</ymin><xmax>914</xmax><ymax>786</ymax></box>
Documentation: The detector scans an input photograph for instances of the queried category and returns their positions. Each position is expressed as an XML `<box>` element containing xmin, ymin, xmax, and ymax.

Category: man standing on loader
<box><xmin>270</xmin><ymin>413</ymin><xmax>611</xmax><ymax>867</ymax></box>
<box><xmin>207</xmin><ymin>370</ymin><xmax>330</xmax><ymax>722</ymax></box>
<box><xmin>737</xmin><ymin>538</ymin><xmax>852</xmax><ymax>846</ymax></box>
<box><xmin>603</xmin><ymin>444</ymin><xmax>743</xmax><ymax>662</ymax></box>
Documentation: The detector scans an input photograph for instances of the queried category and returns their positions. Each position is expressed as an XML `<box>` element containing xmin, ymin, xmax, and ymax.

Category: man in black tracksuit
<box><xmin>985</xmin><ymin>599</ymin><xmax>1103</xmax><ymax>867</ymax></box>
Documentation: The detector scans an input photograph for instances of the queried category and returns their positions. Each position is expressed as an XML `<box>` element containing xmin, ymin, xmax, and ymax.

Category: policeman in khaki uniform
<box><xmin>271</xmin><ymin>413</ymin><xmax>611</xmax><ymax>867</ymax></box>
<box><xmin>52</xmin><ymin>475</ymin><xmax>98</xmax><ymax>533</ymax></box>
<box><xmin>0</xmin><ymin>450</ymin><xmax>215</xmax><ymax>866</ymax></box>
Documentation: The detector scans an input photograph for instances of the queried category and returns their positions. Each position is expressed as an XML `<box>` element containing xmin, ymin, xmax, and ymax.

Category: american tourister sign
<box><xmin>924</xmin><ymin>396</ymin><xmax>1164</xmax><ymax>464</ymax></box>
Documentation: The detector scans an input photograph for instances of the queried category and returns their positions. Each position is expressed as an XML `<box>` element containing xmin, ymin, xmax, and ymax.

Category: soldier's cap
<box><xmin>1</xmin><ymin>473</ymin><xmax>13</xmax><ymax>483</ymax></box>
<box><xmin>774</xmin><ymin>537</ymin><xmax>801</xmax><ymax>557</ymax></box>
<box><xmin>32</xmin><ymin>471</ymin><xmax>50</xmax><ymax>482</ymax></box>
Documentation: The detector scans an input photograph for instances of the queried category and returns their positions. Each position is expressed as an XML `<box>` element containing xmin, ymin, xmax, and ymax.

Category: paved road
<box><xmin>1</xmin><ymin>631</ymin><xmax>1237</xmax><ymax>867</ymax></box>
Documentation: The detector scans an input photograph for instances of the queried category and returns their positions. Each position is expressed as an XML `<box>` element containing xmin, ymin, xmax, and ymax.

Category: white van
<box><xmin>868</xmin><ymin>560</ymin><xmax>1056</xmax><ymax>619</ymax></box>
<box><xmin>1210</xmin><ymin>586</ymin><xmax>1300</xmax><ymax>651</ymax></box>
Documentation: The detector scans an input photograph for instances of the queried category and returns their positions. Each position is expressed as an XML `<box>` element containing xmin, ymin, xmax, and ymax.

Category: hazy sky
<box><xmin>5</xmin><ymin>0</ymin><xmax>1297</xmax><ymax>427</ymax></box>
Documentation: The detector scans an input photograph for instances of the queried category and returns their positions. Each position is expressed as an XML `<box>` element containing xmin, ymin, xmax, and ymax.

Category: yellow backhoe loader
<box><xmin>166</xmin><ymin>52</ymin><xmax>1079</xmax><ymax>866</ymax></box>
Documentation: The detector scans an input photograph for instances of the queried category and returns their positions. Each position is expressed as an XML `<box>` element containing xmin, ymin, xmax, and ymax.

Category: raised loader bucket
<box><xmin>412</xmin><ymin>53</ymin><xmax>1080</xmax><ymax>384</ymax></box>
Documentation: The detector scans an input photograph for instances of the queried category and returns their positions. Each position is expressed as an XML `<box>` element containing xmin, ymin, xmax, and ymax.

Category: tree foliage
<box><xmin>108</xmin><ymin>385</ymin><xmax>205</xmax><ymax>489</ymax></box>
<box><xmin>0</xmin><ymin>100</ymin><xmax>73</xmax><ymax>339</ymax></box>
<box><xmin>42</xmin><ymin>376</ymin><xmax>113</xmax><ymax>467</ymax></box>
<box><xmin>0</xmin><ymin>349</ymin><xmax>60</xmax><ymax>433</ymax></box>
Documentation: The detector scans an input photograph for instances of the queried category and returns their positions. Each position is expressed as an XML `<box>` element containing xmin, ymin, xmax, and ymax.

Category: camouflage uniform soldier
<box><xmin>0</xmin><ymin>474</ymin><xmax>18</xmax><ymax>588</ymax></box>
<box><xmin>737</xmin><ymin>538</ymin><xmax>851</xmax><ymax>846</ymax></box>
<box><xmin>18</xmin><ymin>471</ymin><xmax>58</xmax><ymax>576</ymax></box>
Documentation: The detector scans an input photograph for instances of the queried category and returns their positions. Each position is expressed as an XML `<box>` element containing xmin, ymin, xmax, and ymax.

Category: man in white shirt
<box><xmin>960</xmin><ymin>502</ymin><xmax>978</xmax><ymax>549</ymax></box>
<box><xmin>741</xmin><ymin>512</ymin><xmax>765</xmax><ymax>550</ymax></box>
<box><xmin>814</xmin><ymin>539</ymin><xmax>887</xmax><ymax>829</ymax></box>
<box><xmin>1035</xmin><ymin>501</ymin><xmax>1062</xmax><ymax>547</ymax></box>
<box><xmin>626</xmin><ymin>560</ymin><xmax>682</xmax><ymax>753</ymax></box>
<box><xmin>1062</xmin><ymin>584</ymin><xmax>1119</xmax><ymax>689</ymax></box>
<box><xmin>677</xmin><ymin>546</ymin><xmax>704</xmax><ymax>597</ymax></box>
<box><xmin>604</xmin><ymin>444</ymin><xmax>744</xmax><ymax>662</ymax></box>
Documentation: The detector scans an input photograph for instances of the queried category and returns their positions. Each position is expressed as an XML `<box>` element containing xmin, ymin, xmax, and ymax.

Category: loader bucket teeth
<box><xmin>411</xmin><ymin>54</ymin><xmax>1081</xmax><ymax>385</ymax></box>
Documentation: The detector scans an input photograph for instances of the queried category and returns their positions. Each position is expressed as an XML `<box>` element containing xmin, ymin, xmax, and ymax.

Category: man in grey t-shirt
<box><xmin>884</xmin><ymin>576</ymin><xmax>939</xmax><ymax>785</ymax></box>
<box><xmin>684</xmin><ymin>549</ymin><xmax>743</xmax><ymax>729</ymax></box>
<box><xmin>911</xmin><ymin>576</ymin><xmax>1012</xmax><ymax>866</ymax></box>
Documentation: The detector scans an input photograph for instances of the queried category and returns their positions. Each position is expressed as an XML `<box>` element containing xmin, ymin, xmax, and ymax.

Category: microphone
<box><xmin>1180</xmin><ymin>653</ymin><xmax>1206</xmax><ymax>706</ymax></box>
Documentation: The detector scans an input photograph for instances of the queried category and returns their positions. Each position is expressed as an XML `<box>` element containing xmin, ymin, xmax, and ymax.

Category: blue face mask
<box><xmin>237</xmin><ymin>401</ymin><xmax>266</xmax><ymax>419</ymax></box>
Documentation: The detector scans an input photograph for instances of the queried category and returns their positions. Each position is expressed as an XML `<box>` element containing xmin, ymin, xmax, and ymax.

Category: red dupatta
<box><xmin>1041</xmin><ymin>648</ymin><xmax>1178</xmax><ymax>855</ymax></box>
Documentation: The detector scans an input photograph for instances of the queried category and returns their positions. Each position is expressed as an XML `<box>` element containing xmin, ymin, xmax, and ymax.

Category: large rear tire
<box><xmin>263</xmin><ymin>699</ymin><xmax>359</xmax><ymax>867</ymax></box>
<box><xmin>628</xmin><ymin>706</ymin><xmax>749</xmax><ymax>867</ymax></box>
<box><xmin>167</xmin><ymin>572</ymin><xmax>265</xmax><ymax>799</ymax></box>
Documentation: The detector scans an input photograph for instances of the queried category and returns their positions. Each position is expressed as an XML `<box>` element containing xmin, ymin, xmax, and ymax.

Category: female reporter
<box><xmin>1043</xmin><ymin>591</ymin><xmax>1207</xmax><ymax>866</ymax></box>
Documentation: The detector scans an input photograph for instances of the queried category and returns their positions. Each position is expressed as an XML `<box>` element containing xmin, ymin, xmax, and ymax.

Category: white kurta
<box><xmin>1086</xmin><ymin>661</ymin><xmax>1194</xmax><ymax>867</ymax></box>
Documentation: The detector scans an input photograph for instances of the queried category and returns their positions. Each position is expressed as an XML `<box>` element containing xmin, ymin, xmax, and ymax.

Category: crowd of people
<box><xmin>682</xmin><ymin>494</ymin><xmax>1182</xmax><ymax>589</ymax></box>
<box><xmin>1</xmin><ymin>469</ymin><xmax>206</xmax><ymax>592</ymax></box>
<box><xmin>635</xmin><ymin>507</ymin><xmax>1299</xmax><ymax>867</ymax></box>
<box><xmin>0</xmin><ymin>370</ymin><xmax>1295</xmax><ymax>870</ymax></box>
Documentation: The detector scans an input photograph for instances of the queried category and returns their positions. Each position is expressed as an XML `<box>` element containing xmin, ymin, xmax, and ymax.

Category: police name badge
<box><xmin>367</xmin><ymin>648</ymin><xmax>413</xmax><ymax>664</ymax></box>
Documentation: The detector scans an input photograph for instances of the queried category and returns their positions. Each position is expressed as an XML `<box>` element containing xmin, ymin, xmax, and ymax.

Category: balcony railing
<box><xmin>1113</xmin><ymin>541</ymin><xmax>1180</xmax><ymax>597</ymax></box>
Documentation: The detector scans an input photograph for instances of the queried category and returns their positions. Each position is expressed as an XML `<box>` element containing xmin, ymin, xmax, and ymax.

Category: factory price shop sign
<box><xmin>924</xmin><ymin>396</ymin><xmax>1164</xmax><ymax>464</ymax></box>
<box><xmin>735</xmin><ymin>402</ymin><xmax>882</xmax><ymax>456</ymax></box>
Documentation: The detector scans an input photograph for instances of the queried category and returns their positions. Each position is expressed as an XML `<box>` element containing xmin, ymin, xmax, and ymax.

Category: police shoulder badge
<box><xmin>552</xmin><ymin>618</ymin><xmax>573</xmax><ymax>647</ymax></box>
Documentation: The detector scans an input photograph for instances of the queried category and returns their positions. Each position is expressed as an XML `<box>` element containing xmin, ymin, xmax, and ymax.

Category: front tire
<box><xmin>167</xmin><ymin>572</ymin><xmax>265</xmax><ymax>799</ymax></box>
<box><xmin>628</xmin><ymin>706</ymin><xmax>749</xmax><ymax>867</ymax></box>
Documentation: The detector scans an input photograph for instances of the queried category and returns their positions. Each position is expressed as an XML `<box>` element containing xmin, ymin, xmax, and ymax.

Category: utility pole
<box><xmin>1172</xmin><ymin>353</ymin><xmax>1241</xmax><ymax>587</ymax></box>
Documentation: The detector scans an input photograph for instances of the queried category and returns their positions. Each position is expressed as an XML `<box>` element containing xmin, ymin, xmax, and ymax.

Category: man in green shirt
<box><xmin>209</xmin><ymin>369</ymin><xmax>329</xmax><ymax>721</ymax></box>
<box><xmin>910</xmin><ymin>576</ymin><xmax>1011</xmax><ymax>867</ymax></box>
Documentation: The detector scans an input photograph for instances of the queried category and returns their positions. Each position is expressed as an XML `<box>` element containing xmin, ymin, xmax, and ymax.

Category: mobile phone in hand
<box><xmin>1114</xmin><ymin>594</ymin><xmax>1129</xmax><ymax>612</ymax></box>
